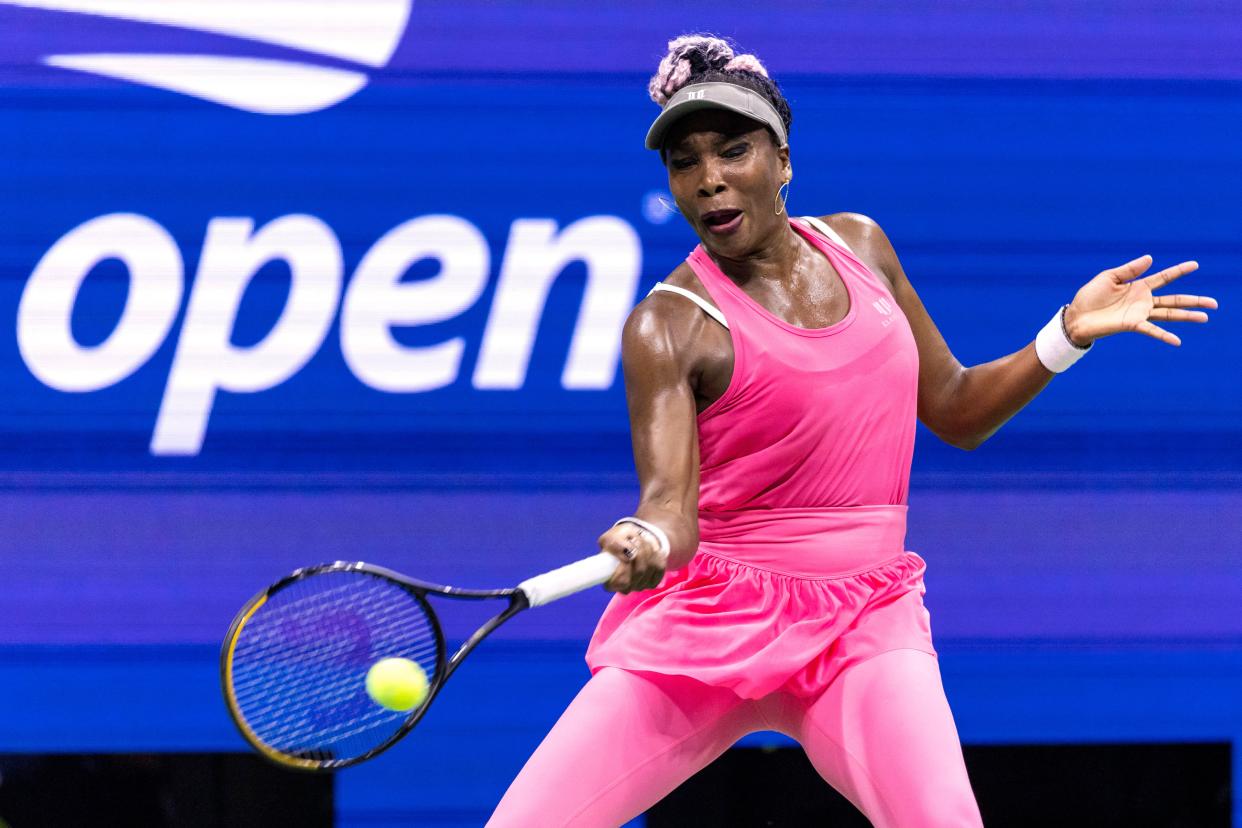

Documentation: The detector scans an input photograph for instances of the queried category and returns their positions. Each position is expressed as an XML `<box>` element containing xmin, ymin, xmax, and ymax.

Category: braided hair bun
<box><xmin>647</xmin><ymin>35</ymin><xmax>792</xmax><ymax>141</ymax></box>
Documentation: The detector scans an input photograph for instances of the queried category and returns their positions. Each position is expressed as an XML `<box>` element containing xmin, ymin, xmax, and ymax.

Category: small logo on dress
<box><xmin>872</xmin><ymin>297</ymin><xmax>894</xmax><ymax>327</ymax></box>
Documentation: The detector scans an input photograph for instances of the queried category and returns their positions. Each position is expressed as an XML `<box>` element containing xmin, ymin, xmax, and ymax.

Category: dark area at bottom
<box><xmin>0</xmin><ymin>743</ymin><xmax>1228</xmax><ymax>826</ymax></box>
<box><xmin>0</xmin><ymin>754</ymin><xmax>331</xmax><ymax>828</ymax></box>
<box><xmin>648</xmin><ymin>742</ymin><xmax>1232</xmax><ymax>827</ymax></box>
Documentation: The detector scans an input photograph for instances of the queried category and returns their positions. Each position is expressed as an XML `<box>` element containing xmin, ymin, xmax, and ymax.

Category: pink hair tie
<box><xmin>724</xmin><ymin>54</ymin><xmax>768</xmax><ymax>77</ymax></box>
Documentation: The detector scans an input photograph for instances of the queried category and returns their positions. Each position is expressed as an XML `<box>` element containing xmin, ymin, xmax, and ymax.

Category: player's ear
<box><xmin>776</xmin><ymin>142</ymin><xmax>791</xmax><ymax>183</ymax></box>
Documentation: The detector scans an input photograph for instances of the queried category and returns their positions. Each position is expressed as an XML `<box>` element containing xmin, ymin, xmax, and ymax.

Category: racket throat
<box><xmin>443</xmin><ymin>592</ymin><xmax>528</xmax><ymax>681</ymax></box>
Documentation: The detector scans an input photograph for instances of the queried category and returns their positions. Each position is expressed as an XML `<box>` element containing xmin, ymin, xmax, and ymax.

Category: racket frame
<box><xmin>221</xmin><ymin>560</ymin><xmax>531</xmax><ymax>771</ymax></box>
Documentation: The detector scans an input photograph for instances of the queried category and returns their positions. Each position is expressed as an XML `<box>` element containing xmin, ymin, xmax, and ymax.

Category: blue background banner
<box><xmin>1</xmin><ymin>2</ymin><xmax>1240</xmax><ymax>825</ymax></box>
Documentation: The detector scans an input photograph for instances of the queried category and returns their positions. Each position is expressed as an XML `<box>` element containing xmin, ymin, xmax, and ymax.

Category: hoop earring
<box><xmin>774</xmin><ymin>181</ymin><xmax>790</xmax><ymax>216</ymax></box>
<box><xmin>657</xmin><ymin>194</ymin><xmax>681</xmax><ymax>215</ymax></box>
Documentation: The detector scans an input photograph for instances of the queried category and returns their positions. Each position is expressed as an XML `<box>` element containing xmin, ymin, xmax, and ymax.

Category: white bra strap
<box><xmin>647</xmin><ymin>282</ymin><xmax>729</xmax><ymax>329</ymax></box>
<box><xmin>799</xmin><ymin>215</ymin><xmax>855</xmax><ymax>255</ymax></box>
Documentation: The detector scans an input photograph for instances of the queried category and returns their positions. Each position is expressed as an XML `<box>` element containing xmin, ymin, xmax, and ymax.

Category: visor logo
<box><xmin>0</xmin><ymin>0</ymin><xmax>413</xmax><ymax>114</ymax></box>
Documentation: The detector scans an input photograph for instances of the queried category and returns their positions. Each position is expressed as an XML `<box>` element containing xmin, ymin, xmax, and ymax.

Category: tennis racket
<box><xmin>221</xmin><ymin>552</ymin><xmax>620</xmax><ymax>771</ymax></box>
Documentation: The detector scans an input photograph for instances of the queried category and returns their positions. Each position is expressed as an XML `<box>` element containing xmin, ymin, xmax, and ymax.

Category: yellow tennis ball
<box><xmin>365</xmin><ymin>657</ymin><xmax>429</xmax><ymax>711</ymax></box>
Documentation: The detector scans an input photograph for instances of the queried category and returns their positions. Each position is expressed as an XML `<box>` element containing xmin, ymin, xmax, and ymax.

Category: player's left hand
<box><xmin>1063</xmin><ymin>255</ymin><xmax>1216</xmax><ymax>347</ymax></box>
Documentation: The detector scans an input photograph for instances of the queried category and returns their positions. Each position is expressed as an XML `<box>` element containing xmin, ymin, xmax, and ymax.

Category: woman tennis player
<box><xmin>488</xmin><ymin>36</ymin><xmax>1216</xmax><ymax>827</ymax></box>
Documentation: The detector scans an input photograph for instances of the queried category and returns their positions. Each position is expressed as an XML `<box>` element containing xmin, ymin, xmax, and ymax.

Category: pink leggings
<box><xmin>488</xmin><ymin>649</ymin><xmax>982</xmax><ymax>827</ymax></box>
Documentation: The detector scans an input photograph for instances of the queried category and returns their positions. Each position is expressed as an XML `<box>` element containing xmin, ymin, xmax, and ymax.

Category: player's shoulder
<box><xmin>813</xmin><ymin>212</ymin><xmax>903</xmax><ymax>286</ymax></box>
<box><xmin>630</xmin><ymin>261</ymin><xmax>714</xmax><ymax>329</ymax></box>
<box><xmin>655</xmin><ymin>260</ymin><xmax>715</xmax><ymax>302</ymax></box>
<box><xmin>816</xmin><ymin>212</ymin><xmax>888</xmax><ymax>249</ymax></box>
<box><xmin>623</xmin><ymin>261</ymin><xmax>718</xmax><ymax>361</ymax></box>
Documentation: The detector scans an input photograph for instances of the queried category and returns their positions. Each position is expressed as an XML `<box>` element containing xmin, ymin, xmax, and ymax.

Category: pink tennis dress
<box><xmin>586</xmin><ymin>217</ymin><xmax>935</xmax><ymax>699</ymax></box>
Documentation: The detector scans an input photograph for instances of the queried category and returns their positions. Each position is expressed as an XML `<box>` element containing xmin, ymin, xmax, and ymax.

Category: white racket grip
<box><xmin>518</xmin><ymin>552</ymin><xmax>621</xmax><ymax>608</ymax></box>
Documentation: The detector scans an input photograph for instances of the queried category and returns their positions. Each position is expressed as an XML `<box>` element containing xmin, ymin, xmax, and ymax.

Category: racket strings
<box><xmin>231</xmin><ymin>604</ymin><xmax>431</xmax><ymax>709</ymax></box>
<box><xmin>227</xmin><ymin>570</ymin><xmax>441</xmax><ymax>764</ymax></box>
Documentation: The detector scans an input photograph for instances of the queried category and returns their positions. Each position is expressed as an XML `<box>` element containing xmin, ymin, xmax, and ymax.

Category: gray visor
<box><xmin>645</xmin><ymin>81</ymin><xmax>787</xmax><ymax>151</ymax></box>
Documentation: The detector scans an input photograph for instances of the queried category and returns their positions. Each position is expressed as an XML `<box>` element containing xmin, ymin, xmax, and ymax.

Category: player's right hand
<box><xmin>598</xmin><ymin>522</ymin><xmax>667</xmax><ymax>594</ymax></box>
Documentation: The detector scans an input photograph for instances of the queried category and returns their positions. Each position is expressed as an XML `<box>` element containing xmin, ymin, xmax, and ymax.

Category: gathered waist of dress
<box><xmin>695</xmin><ymin>505</ymin><xmax>909</xmax><ymax>578</ymax></box>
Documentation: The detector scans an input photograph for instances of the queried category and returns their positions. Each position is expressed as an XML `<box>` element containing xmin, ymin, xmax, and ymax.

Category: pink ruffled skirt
<box><xmin>585</xmin><ymin>505</ymin><xmax>935</xmax><ymax>699</ymax></box>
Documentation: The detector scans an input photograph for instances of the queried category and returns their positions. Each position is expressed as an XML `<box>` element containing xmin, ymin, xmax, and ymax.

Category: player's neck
<box><xmin>710</xmin><ymin>220</ymin><xmax>800</xmax><ymax>288</ymax></box>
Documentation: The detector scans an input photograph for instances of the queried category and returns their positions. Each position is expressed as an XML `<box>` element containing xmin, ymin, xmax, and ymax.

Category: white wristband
<box><xmin>612</xmin><ymin>517</ymin><xmax>671</xmax><ymax>564</ymax></box>
<box><xmin>1035</xmin><ymin>305</ymin><xmax>1092</xmax><ymax>373</ymax></box>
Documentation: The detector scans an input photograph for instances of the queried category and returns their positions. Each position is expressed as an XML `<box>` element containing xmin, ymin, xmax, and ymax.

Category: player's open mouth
<box><xmin>702</xmin><ymin>209</ymin><xmax>743</xmax><ymax>235</ymax></box>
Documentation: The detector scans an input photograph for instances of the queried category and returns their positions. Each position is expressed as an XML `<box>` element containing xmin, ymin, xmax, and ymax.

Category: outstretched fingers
<box><xmin>1135</xmin><ymin>320</ymin><xmax>1181</xmax><ymax>346</ymax></box>
<box><xmin>1152</xmin><ymin>293</ymin><xmax>1218</xmax><ymax>310</ymax></box>
<box><xmin>1140</xmin><ymin>260</ymin><xmax>1199</xmax><ymax>290</ymax></box>
<box><xmin>1148</xmin><ymin>308</ymin><xmax>1209</xmax><ymax>323</ymax></box>
<box><xmin>1107</xmin><ymin>254</ymin><xmax>1153</xmax><ymax>283</ymax></box>
<box><xmin>1103</xmin><ymin>257</ymin><xmax>1213</xmax><ymax>345</ymax></box>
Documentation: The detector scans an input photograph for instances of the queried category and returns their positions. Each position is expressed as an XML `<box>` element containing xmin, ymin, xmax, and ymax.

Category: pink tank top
<box><xmin>584</xmin><ymin>219</ymin><xmax>933</xmax><ymax>698</ymax></box>
<box><xmin>686</xmin><ymin>218</ymin><xmax>919</xmax><ymax>563</ymax></box>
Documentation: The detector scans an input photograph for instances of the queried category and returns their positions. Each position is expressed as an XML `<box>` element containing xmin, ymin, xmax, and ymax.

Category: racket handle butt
<box><xmin>518</xmin><ymin>552</ymin><xmax>620</xmax><ymax>607</ymax></box>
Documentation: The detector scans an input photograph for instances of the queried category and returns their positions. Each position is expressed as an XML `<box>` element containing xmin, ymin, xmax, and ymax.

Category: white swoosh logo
<box><xmin>1</xmin><ymin>0</ymin><xmax>412</xmax><ymax>114</ymax></box>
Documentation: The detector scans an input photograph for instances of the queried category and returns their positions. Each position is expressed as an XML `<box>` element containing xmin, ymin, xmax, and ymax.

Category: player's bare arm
<box><xmin>831</xmin><ymin>213</ymin><xmax>1216</xmax><ymax>450</ymax></box>
<box><xmin>599</xmin><ymin>288</ymin><xmax>708</xmax><ymax>592</ymax></box>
